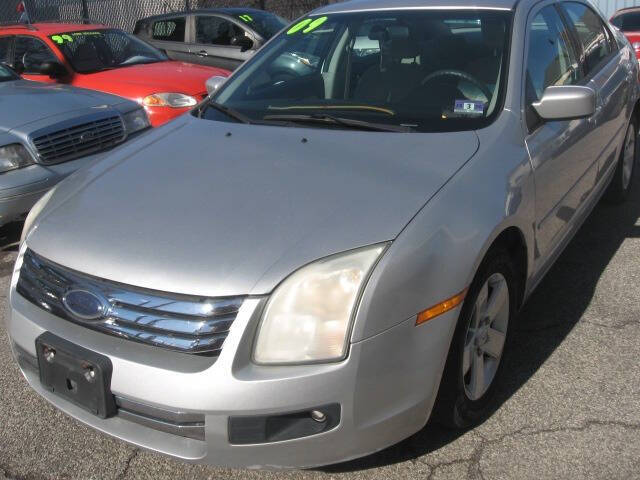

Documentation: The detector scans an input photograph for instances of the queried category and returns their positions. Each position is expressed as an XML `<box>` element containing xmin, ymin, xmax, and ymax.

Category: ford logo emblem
<box><xmin>62</xmin><ymin>289</ymin><xmax>107</xmax><ymax>321</ymax></box>
<box><xmin>80</xmin><ymin>131</ymin><xmax>95</xmax><ymax>142</ymax></box>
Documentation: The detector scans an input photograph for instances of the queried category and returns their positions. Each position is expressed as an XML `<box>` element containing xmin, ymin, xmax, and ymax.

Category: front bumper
<box><xmin>6</xmin><ymin>247</ymin><xmax>458</xmax><ymax>468</ymax></box>
<box><xmin>0</xmin><ymin>156</ymin><xmax>98</xmax><ymax>227</ymax></box>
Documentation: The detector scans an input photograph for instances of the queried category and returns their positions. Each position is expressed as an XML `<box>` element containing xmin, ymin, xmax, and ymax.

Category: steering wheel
<box><xmin>421</xmin><ymin>69</ymin><xmax>493</xmax><ymax>102</ymax></box>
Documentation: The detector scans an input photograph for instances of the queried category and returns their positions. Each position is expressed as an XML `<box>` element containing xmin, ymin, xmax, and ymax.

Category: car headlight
<box><xmin>633</xmin><ymin>42</ymin><xmax>640</xmax><ymax>52</ymax></box>
<box><xmin>253</xmin><ymin>244</ymin><xmax>387</xmax><ymax>365</ymax></box>
<box><xmin>122</xmin><ymin>108</ymin><xmax>150</xmax><ymax>134</ymax></box>
<box><xmin>20</xmin><ymin>186</ymin><xmax>57</xmax><ymax>244</ymax></box>
<box><xmin>0</xmin><ymin>144</ymin><xmax>34</xmax><ymax>174</ymax></box>
<box><xmin>142</xmin><ymin>93</ymin><xmax>198</xmax><ymax>108</ymax></box>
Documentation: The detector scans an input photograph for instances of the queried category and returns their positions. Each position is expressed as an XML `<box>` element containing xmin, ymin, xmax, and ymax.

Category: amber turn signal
<box><xmin>416</xmin><ymin>289</ymin><xmax>467</xmax><ymax>326</ymax></box>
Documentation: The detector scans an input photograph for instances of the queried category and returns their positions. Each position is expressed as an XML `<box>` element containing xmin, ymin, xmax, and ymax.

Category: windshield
<box><xmin>611</xmin><ymin>11</ymin><xmax>640</xmax><ymax>32</ymax></box>
<box><xmin>209</xmin><ymin>9</ymin><xmax>511</xmax><ymax>132</ymax></box>
<box><xmin>50</xmin><ymin>29</ymin><xmax>167</xmax><ymax>73</ymax></box>
<box><xmin>236</xmin><ymin>11</ymin><xmax>288</xmax><ymax>39</ymax></box>
<box><xmin>0</xmin><ymin>64</ymin><xmax>18</xmax><ymax>81</ymax></box>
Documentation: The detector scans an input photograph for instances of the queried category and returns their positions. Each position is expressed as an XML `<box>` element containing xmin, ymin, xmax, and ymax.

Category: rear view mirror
<box><xmin>206</xmin><ymin>75</ymin><xmax>227</xmax><ymax>95</ymax></box>
<box><xmin>532</xmin><ymin>85</ymin><xmax>596</xmax><ymax>121</ymax></box>
<box><xmin>39</xmin><ymin>61</ymin><xmax>68</xmax><ymax>78</ymax></box>
<box><xmin>231</xmin><ymin>36</ymin><xmax>254</xmax><ymax>52</ymax></box>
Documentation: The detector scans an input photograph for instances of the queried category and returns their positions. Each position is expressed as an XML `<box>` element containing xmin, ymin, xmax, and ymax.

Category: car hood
<box><xmin>0</xmin><ymin>79</ymin><xmax>127</xmax><ymax>132</ymax></box>
<box><xmin>72</xmin><ymin>61</ymin><xmax>228</xmax><ymax>99</ymax></box>
<box><xmin>28</xmin><ymin>115</ymin><xmax>479</xmax><ymax>297</ymax></box>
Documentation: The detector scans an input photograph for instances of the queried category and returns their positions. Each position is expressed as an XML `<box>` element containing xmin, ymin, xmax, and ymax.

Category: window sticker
<box><xmin>238</xmin><ymin>14</ymin><xmax>253</xmax><ymax>22</ymax></box>
<box><xmin>50</xmin><ymin>31</ymin><xmax>102</xmax><ymax>45</ymax></box>
<box><xmin>453</xmin><ymin>100</ymin><xmax>485</xmax><ymax>116</ymax></box>
<box><xmin>287</xmin><ymin>16</ymin><xmax>328</xmax><ymax>35</ymax></box>
<box><xmin>287</xmin><ymin>18</ymin><xmax>312</xmax><ymax>34</ymax></box>
<box><xmin>302</xmin><ymin>16</ymin><xmax>328</xmax><ymax>33</ymax></box>
<box><xmin>51</xmin><ymin>34</ymin><xmax>73</xmax><ymax>44</ymax></box>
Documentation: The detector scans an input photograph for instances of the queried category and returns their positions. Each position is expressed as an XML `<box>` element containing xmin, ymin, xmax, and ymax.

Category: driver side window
<box><xmin>525</xmin><ymin>5</ymin><xmax>581</xmax><ymax>130</ymax></box>
<box><xmin>14</xmin><ymin>36</ymin><xmax>57</xmax><ymax>74</ymax></box>
<box><xmin>195</xmin><ymin>16</ymin><xmax>245</xmax><ymax>46</ymax></box>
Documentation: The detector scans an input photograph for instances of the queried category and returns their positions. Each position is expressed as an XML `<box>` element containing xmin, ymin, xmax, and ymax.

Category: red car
<box><xmin>611</xmin><ymin>7</ymin><xmax>640</xmax><ymax>60</ymax></box>
<box><xmin>0</xmin><ymin>23</ymin><xmax>230</xmax><ymax>126</ymax></box>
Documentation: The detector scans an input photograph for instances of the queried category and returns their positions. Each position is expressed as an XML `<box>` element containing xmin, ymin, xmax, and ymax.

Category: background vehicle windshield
<box><xmin>611</xmin><ymin>11</ymin><xmax>640</xmax><ymax>31</ymax></box>
<box><xmin>51</xmin><ymin>29</ymin><xmax>167</xmax><ymax>73</ymax></box>
<box><xmin>236</xmin><ymin>11</ymin><xmax>288</xmax><ymax>39</ymax></box>
<box><xmin>0</xmin><ymin>64</ymin><xmax>18</xmax><ymax>81</ymax></box>
<box><xmin>212</xmin><ymin>9</ymin><xmax>511</xmax><ymax>132</ymax></box>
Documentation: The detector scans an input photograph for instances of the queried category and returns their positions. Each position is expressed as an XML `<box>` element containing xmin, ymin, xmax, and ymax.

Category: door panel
<box><xmin>190</xmin><ymin>15</ymin><xmax>255</xmax><ymax>70</ymax></box>
<box><xmin>560</xmin><ymin>1</ymin><xmax>629</xmax><ymax>180</ymax></box>
<box><xmin>588</xmin><ymin>56</ymin><xmax>628</xmax><ymax>180</ymax></box>
<box><xmin>524</xmin><ymin>4</ymin><xmax>598</xmax><ymax>260</ymax></box>
<box><xmin>149</xmin><ymin>16</ymin><xmax>191</xmax><ymax>63</ymax></box>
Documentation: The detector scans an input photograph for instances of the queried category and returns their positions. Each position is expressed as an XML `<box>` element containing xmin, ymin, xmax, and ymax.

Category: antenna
<box><xmin>16</xmin><ymin>1</ymin><xmax>31</xmax><ymax>25</ymax></box>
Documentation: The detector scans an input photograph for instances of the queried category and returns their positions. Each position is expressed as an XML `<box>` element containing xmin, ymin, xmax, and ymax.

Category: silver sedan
<box><xmin>0</xmin><ymin>64</ymin><xmax>150</xmax><ymax>227</ymax></box>
<box><xmin>6</xmin><ymin>0</ymin><xmax>639</xmax><ymax>469</ymax></box>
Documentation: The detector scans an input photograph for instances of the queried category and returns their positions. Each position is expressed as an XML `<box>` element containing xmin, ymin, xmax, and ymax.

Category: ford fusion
<box><xmin>6</xmin><ymin>0</ymin><xmax>638</xmax><ymax>468</ymax></box>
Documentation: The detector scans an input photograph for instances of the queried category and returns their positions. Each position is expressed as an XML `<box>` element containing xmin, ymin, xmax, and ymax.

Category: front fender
<box><xmin>351</xmin><ymin>111</ymin><xmax>535</xmax><ymax>344</ymax></box>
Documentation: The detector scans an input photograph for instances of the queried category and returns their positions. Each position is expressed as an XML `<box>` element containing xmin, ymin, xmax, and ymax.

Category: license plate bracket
<box><xmin>36</xmin><ymin>332</ymin><xmax>116</xmax><ymax>419</ymax></box>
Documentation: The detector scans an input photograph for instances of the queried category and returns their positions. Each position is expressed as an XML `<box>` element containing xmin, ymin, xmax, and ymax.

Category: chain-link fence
<box><xmin>0</xmin><ymin>0</ymin><xmax>333</xmax><ymax>32</ymax></box>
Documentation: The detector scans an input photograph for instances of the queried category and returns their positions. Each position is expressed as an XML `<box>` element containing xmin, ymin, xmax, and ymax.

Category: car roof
<box><xmin>0</xmin><ymin>23</ymin><xmax>107</xmax><ymax>35</ymax></box>
<box><xmin>611</xmin><ymin>6</ymin><xmax>640</xmax><ymax>18</ymax></box>
<box><xmin>312</xmin><ymin>0</ymin><xmax>516</xmax><ymax>15</ymax></box>
<box><xmin>136</xmin><ymin>7</ymin><xmax>273</xmax><ymax>23</ymax></box>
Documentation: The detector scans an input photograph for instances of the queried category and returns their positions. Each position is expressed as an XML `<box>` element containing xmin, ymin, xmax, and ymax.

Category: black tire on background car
<box><xmin>432</xmin><ymin>250</ymin><xmax>518</xmax><ymax>429</ymax></box>
<box><xmin>603</xmin><ymin>118</ymin><xmax>637</xmax><ymax>204</ymax></box>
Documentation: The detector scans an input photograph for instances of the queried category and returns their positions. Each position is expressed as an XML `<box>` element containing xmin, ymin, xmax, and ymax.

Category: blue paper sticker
<box><xmin>454</xmin><ymin>100</ymin><xmax>485</xmax><ymax>115</ymax></box>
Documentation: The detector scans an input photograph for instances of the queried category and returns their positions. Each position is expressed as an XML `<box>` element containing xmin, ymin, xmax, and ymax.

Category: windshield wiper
<box><xmin>199</xmin><ymin>100</ymin><xmax>253</xmax><ymax>124</ymax></box>
<box><xmin>262</xmin><ymin>113</ymin><xmax>412</xmax><ymax>132</ymax></box>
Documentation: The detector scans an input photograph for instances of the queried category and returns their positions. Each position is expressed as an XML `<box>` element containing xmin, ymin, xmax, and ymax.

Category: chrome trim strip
<box><xmin>115</xmin><ymin>397</ymin><xmax>205</xmax><ymax>424</ymax></box>
<box><xmin>17</xmin><ymin>249</ymin><xmax>244</xmax><ymax>355</ymax></box>
<box><xmin>116</xmin><ymin>409</ymin><xmax>206</xmax><ymax>441</ymax></box>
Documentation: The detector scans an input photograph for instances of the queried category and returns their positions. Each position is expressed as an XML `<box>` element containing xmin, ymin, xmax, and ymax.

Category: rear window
<box><xmin>611</xmin><ymin>11</ymin><xmax>640</xmax><ymax>32</ymax></box>
<box><xmin>152</xmin><ymin>17</ymin><xmax>186</xmax><ymax>42</ymax></box>
<box><xmin>235</xmin><ymin>11</ymin><xmax>287</xmax><ymax>39</ymax></box>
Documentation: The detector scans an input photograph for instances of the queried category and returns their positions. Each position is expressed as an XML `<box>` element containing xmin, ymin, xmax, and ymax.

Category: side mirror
<box><xmin>9</xmin><ymin>61</ymin><xmax>25</xmax><ymax>75</ymax></box>
<box><xmin>39</xmin><ymin>61</ymin><xmax>68</xmax><ymax>78</ymax></box>
<box><xmin>231</xmin><ymin>35</ymin><xmax>254</xmax><ymax>52</ymax></box>
<box><xmin>206</xmin><ymin>75</ymin><xmax>227</xmax><ymax>95</ymax></box>
<box><xmin>532</xmin><ymin>85</ymin><xmax>596</xmax><ymax>121</ymax></box>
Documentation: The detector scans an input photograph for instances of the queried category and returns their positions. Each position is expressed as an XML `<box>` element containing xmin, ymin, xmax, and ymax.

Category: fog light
<box><xmin>310</xmin><ymin>410</ymin><xmax>326</xmax><ymax>423</ymax></box>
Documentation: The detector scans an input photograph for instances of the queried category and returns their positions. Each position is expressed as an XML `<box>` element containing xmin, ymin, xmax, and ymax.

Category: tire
<box><xmin>432</xmin><ymin>250</ymin><xmax>518</xmax><ymax>429</ymax></box>
<box><xmin>603</xmin><ymin>118</ymin><xmax>637</xmax><ymax>204</ymax></box>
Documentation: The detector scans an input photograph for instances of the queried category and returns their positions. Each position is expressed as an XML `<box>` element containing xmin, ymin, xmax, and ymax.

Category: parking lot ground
<box><xmin>1</xmin><ymin>184</ymin><xmax>639</xmax><ymax>480</ymax></box>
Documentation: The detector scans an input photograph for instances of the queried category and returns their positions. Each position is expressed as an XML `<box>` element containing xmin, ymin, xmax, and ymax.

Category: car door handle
<box><xmin>196</xmin><ymin>50</ymin><xmax>208</xmax><ymax>57</ymax></box>
<box><xmin>588</xmin><ymin>105</ymin><xmax>603</xmax><ymax>125</ymax></box>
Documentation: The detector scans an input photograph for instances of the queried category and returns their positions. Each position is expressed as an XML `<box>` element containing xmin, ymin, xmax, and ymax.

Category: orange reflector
<box><xmin>416</xmin><ymin>289</ymin><xmax>467</xmax><ymax>326</ymax></box>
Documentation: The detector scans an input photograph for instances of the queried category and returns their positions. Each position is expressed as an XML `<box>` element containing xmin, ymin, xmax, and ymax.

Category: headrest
<box><xmin>369</xmin><ymin>25</ymin><xmax>419</xmax><ymax>59</ymax></box>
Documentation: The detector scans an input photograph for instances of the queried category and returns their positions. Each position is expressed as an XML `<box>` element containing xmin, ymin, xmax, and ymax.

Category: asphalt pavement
<box><xmin>1</xmin><ymin>183</ymin><xmax>639</xmax><ymax>480</ymax></box>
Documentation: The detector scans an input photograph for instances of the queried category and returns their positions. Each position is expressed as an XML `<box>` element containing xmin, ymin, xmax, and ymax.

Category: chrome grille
<box><xmin>17</xmin><ymin>249</ymin><xmax>244</xmax><ymax>355</ymax></box>
<box><xmin>31</xmin><ymin>115</ymin><xmax>126</xmax><ymax>165</ymax></box>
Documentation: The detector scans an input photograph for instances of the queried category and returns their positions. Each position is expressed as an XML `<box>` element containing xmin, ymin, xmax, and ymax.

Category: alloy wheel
<box><xmin>462</xmin><ymin>272</ymin><xmax>510</xmax><ymax>401</ymax></box>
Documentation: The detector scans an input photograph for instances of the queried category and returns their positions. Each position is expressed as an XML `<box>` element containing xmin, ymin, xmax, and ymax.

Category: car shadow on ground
<box><xmin>322</xmin><ymin>175</ymin><xmax>640</xmax><ymax>472</ymax></box>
